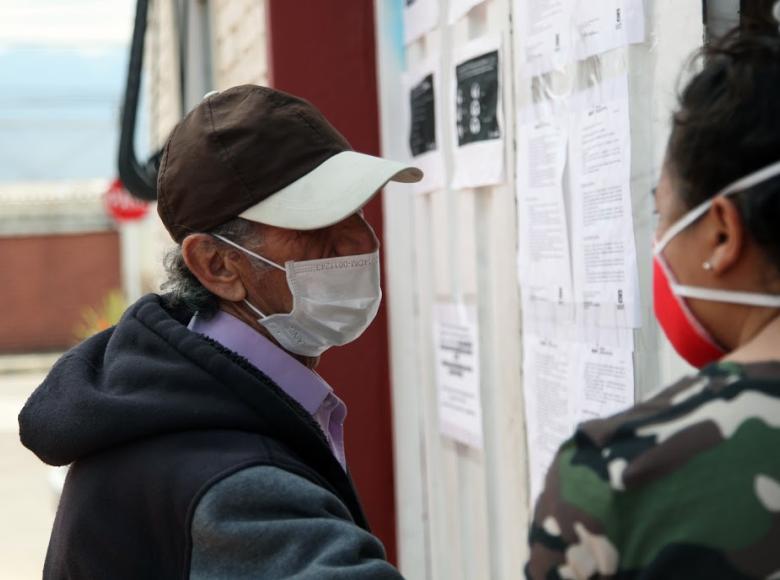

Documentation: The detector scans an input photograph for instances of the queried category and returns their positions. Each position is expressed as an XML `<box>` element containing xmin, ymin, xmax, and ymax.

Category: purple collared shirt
<box><xmin>188</xmin><ymin>310</ymin><xmax>347</xmax><ymax>470</ymax></box>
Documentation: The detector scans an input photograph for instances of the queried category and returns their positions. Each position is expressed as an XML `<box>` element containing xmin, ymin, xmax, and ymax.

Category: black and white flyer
<box><xmin>451</xmin><ymin>36</ymin><xmax>504</xmax><ymax>189</ymax></box>
<box><xmin>433</xmin><ymin>302</ymin><xmax>484</xmax><ymax>449</ymax></box>
<box><xmin>404</xmin><ymin>58</ymin><xmax>445</xmax><ymax>194</ymax></box>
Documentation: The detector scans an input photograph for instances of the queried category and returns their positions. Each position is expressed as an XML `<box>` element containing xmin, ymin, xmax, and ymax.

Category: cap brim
<box><xmin>239</xmin><ymin>151</ymin><xmax>423</xmax><ymax>230</ymax></box>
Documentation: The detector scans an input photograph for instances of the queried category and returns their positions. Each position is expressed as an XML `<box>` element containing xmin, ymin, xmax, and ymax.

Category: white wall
<box><xmin>376</xmin><ymin>1</ymin><xmax>705</xmax><ymax>578</ymax></box>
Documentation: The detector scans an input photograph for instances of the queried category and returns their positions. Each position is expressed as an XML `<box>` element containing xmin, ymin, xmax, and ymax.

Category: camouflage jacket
<box><xmin>526</xmin><ymin>361</ymin><xmax>780</xmax><ymax>579</ymax></box>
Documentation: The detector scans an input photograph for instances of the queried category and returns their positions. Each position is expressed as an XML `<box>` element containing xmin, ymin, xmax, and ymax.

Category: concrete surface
<box><xmin>0</xmin><ymin>360</ymin><xmax>56</xmax><ymax>580</ymax></box>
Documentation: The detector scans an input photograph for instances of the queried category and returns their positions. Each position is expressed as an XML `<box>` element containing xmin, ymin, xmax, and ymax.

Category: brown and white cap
<box><xmin>157</xmin><ymin>84</ymin><xmax>422</xmax><ymax>242</ymax></box>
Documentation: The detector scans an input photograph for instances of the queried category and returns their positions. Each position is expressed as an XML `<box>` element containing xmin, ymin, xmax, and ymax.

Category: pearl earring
<box><xmin>702</xmin><ymin>261</ymin><xmax>713</xmax><ymax>271</ymax></box>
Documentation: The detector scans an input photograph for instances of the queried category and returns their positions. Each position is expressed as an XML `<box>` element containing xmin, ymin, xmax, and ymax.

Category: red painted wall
<box><xmin>266</xmin><ymin>0</ymin><xmax>398</xmax><ymax>563</ymax></box>
<box><xmin>0</xmin><ymin>232</ymin><xmax>121</xmax><ymax>353</ymax></box>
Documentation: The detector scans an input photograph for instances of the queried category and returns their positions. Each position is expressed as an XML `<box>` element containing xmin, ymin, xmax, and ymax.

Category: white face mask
<box><xmin>213</xmin><ymin>234</ymin><xmax>382</xmax><ymax>357</ymax></box>
<box><xmin>654</xmin><ymin>158</ymin><xmax>780</xmax><ymax>309</ymax></box>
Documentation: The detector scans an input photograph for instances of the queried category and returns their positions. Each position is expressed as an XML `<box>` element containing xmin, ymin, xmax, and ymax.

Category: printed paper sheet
<box><xmin>451</xmin><ymin>36</ymin><xmax>505</xmax><ymax>189</ymax></box>
<box><xmin>575</xmin><ymin>342</ymin><xmax>635</xmax><ymax>423</ymax></box>
<box><xmin>515</xmin><ymin>0</ymin><xmax>646</xmax><ymax>77</ymax></box>
<box><xmin>575</xmin><ymin>0</ymin><xmax>646</xmax><ymax>60</ymax></box>
<box><xmin>516</xmin><ymin>98</ymin><xmax>574</xmax><ymax>322</ymax></box>
<box><xmin>522</xmin><ymin>334</ymin><xmax>577</xmax><ymax>504</ymax></box>
<box><xmin>516</xmin><ymin>0</ymin><xmax>573</xmax><ymax>77</ymax></box>
<box><xmin>404</xmin><ymin>58</ymin><xmax>446</xmax><ymax>194</ymax></box>
<box><xmin>434</xmin><ymin>303</ymin><xmax>484</xmax><ymax>448</ymax></box>
<box><xmin>522</xmin><ymin>332</ymin><xmax>634</xmax><ymax>505</ymax></box>
<box><xmin>569</xmin><ymin>74</ymin><xmax>641</xmax><ymax>328</ymax></box>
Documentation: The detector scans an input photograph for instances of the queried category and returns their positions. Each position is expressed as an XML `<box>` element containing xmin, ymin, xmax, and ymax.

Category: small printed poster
<box><xmin>455</xmin><ymin>51</ymin><xmax>500</xmax><ymax>146</ymax></box>
<box><xmin>451</xmin><ymin>36</ymin><xmax>505</xmax><ymax>189</ymax></box>
<box><xmin>516</xmin><ymin>98</ymin><xmax>574</xmax><ymax>323</ymax></box>
<box><xmin>521</xmin><ymin>332</ymin><xmax>635</xmax><ymax>505</ymax></box>
<box><xmin>433</xmin><ymin>302</ymin><xmax>484</xmax><ymax>449</ymax></box>
<box><xmin>514</xmin><ymin>0</ymin><xmax>574</xmax><ymax>77</ymax></box>
<box><xmin>404</xmin><ymin>59</ymin><xmax>446</xmax><ymax>194</ymax></box>
<box><xmin>569</xmin><ymin>74</ymin><xmax>641</xmax><ymax>328</ymax></box>
<box><xmin>574</xmin><ymin>0</ymin><xmax>647</xmax><ymax>60</ymax></box>
<box><xmin>410</xmin><ymin>73</ymin><xmax>436</xmax><ymax>156</ymax></box>
<box><xmin>513</xmin><ymin>0</ymin><xmax>646</xmax><ymax>77</ymax></box>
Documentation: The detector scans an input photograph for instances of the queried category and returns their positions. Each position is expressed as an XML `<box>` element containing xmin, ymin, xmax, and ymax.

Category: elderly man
<box><xmin>19</xmin><ymin>85</ymin><xmax>421</xmax><ymax>579</ymax></box>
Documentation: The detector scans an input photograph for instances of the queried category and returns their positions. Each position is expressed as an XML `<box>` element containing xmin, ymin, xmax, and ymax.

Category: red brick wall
<box><xmin>0</xmin><ymin>232</ymin><xmax>121</xmax><ymax>353</ymax></box>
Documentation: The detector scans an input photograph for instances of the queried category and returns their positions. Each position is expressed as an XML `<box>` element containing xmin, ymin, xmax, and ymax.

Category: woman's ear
<box><xmin>708</xmin><ymin>196</ymin><xmax>745</xmax><ymax>276</ymax></box>
<box><xmin>181</xmin><ymin>234</ymin><xmax>247</xmax><ymax>302</ymax></box>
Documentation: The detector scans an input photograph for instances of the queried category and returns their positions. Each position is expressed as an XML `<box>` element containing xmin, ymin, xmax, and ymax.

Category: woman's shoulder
<box><xmin>565</xmin><ymin>360</ymin><xmax>780</xmax><ymax>495</ymax></box>
<box><xmin>575</xmin><ymin>360</ymin><xmax>780</xmax><ymax>460</ymax></box>
<box><xmin>527</xmin><ymin>361</ymin><xmax>780</xmax><ymax>579</ymax></box>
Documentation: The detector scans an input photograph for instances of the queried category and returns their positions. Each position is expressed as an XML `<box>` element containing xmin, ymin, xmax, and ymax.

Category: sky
<box><xmin>0</xmin><ymin>0</ymin><xmax>135</xmax><ymax>49</ymax></box>
<box><xmin>0</xmin><ymin>0</ymin><xmax>144</xmax><ymax>184</ymax></box>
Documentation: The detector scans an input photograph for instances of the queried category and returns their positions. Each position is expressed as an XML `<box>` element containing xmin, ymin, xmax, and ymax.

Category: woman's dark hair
<box><xmin>161</xmin><ymin>217</ymin><xmax>267</xmax><ymax>318</ymax></box>
<box><xmin>667</xmin><ymin>16</ymin><xmax>780</xmax><ymax>271</ymax></box>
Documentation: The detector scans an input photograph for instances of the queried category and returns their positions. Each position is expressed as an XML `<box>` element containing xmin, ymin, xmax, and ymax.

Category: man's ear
<box><xmin>708</xmin><ymin>196</ymin><xmax>745</xmax><ymax>276</ymax></box>
<box><xmin>181</xmin><ymin>234</ymin><xmax>247</xmax><ymax>302</ymax></box>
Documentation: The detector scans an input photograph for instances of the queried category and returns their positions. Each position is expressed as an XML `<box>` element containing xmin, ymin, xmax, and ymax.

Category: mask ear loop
<box><xmin>211</xmin><ymin>234</ymin><xmax>284</xmax><ymax>319</ymax></box>
<box><xmin>719</xmin><ymin>158</ymin><xmax>780</xmax><ymax>196</ymax></box>
<box><xmin>243</xmin><ymin>299</ymin><xmax>268</xmax><ymax>319</ymax></box>
<box><xmin>655</xmin><ymin>158</ymin><xmax>780</xmax><ymax>253</ymax></box>
<box><xmin>655</xmin><ymin>199</ymin><xmax>712</xmax><ymax>253</ymax></box>
<box><xmin>211</xmin><ymin>234</ymin><xmax>286</xmax><ymax>272</ymax></box>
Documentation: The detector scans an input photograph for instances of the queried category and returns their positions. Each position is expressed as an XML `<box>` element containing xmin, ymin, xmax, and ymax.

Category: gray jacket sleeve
<box><xmin>189</xmin><ymin>465</ymin><xmax>404</xmax><ymax>579</ymax></box>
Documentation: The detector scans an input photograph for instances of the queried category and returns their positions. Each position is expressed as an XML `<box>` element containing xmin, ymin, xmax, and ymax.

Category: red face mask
<box><xmin>652</xmin><ymin>251</ymin><xmax>725</xmax><ymax>368</ymax></box>
<box><xmin>652</xmin><ymin>159</ymin><xmax>780</xmax><ymax>368</ymax></box>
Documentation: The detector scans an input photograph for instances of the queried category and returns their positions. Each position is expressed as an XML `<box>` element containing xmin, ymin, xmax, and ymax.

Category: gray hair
<box><xmin>161</xmin><ymin>217</ymin><xmax>268</xmax><ymax>318</ymax></box>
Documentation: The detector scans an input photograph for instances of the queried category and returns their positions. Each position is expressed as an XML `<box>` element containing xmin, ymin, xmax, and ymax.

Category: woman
<box><xmin>526</xmin><ymin>25</ymin><xmax>780</xmax><ymax>580</ymax></box>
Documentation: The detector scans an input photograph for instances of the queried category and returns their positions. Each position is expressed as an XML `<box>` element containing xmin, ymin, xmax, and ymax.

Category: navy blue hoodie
<box><xmin>18</xmin><ymin>294</ymin><xmax>399</xmax><ymax>579</ymax></box>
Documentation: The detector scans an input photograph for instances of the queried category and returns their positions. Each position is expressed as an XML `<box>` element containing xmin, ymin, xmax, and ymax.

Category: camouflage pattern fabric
<box><xmin>526</xmin><ymin>361</ymin><xmax>780</xmax><ymax>579</ymax></box>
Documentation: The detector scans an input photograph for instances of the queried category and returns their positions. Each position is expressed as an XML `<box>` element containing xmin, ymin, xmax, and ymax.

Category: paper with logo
<box><xmin>569</xmin><ymin>74</ymin><xmax>641</xmax><ymax>328</ymax></box>
<box><xmin>515</xmin><ymin>0</ymin><xmax>574</xmax><ymax>77</ymax></box>
<box><xmin>516</xmin><ymin>97</ymin><xmax>574</xmax><ymax>322</ymax></box>
<box><xmin>574</xmin><ymin>0</ymin><xmax>646</xmax><ymax>60</ymax></box>
<box><xmin>433</xmin><ymin>302</ymin><xmax>484</xmax><ymax>449</ymax></box>
<box><xmin>575</xmin><ymin>342</ymin><xmax>634</xmax><ymax>423</ymax></box>
<box><xmin>451</xmin><ymin>36</ymin><xmax>504</xmax><ymax>189</ymax></box>
<box><xmin>404</xmin><ymin>59</ymin><xmax>445</xmax><ymax>194</ymax></box>
<box><xmin>404</xmin><ymin>0</ymin><xmax>439</xmax><ymax>45</ymax></box>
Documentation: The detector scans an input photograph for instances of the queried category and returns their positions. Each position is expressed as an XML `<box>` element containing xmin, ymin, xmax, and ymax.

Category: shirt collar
<box><xmin>187</xmin><ymin>310</ymin><xmax>332</xmax><ymax>414</ymax></box>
